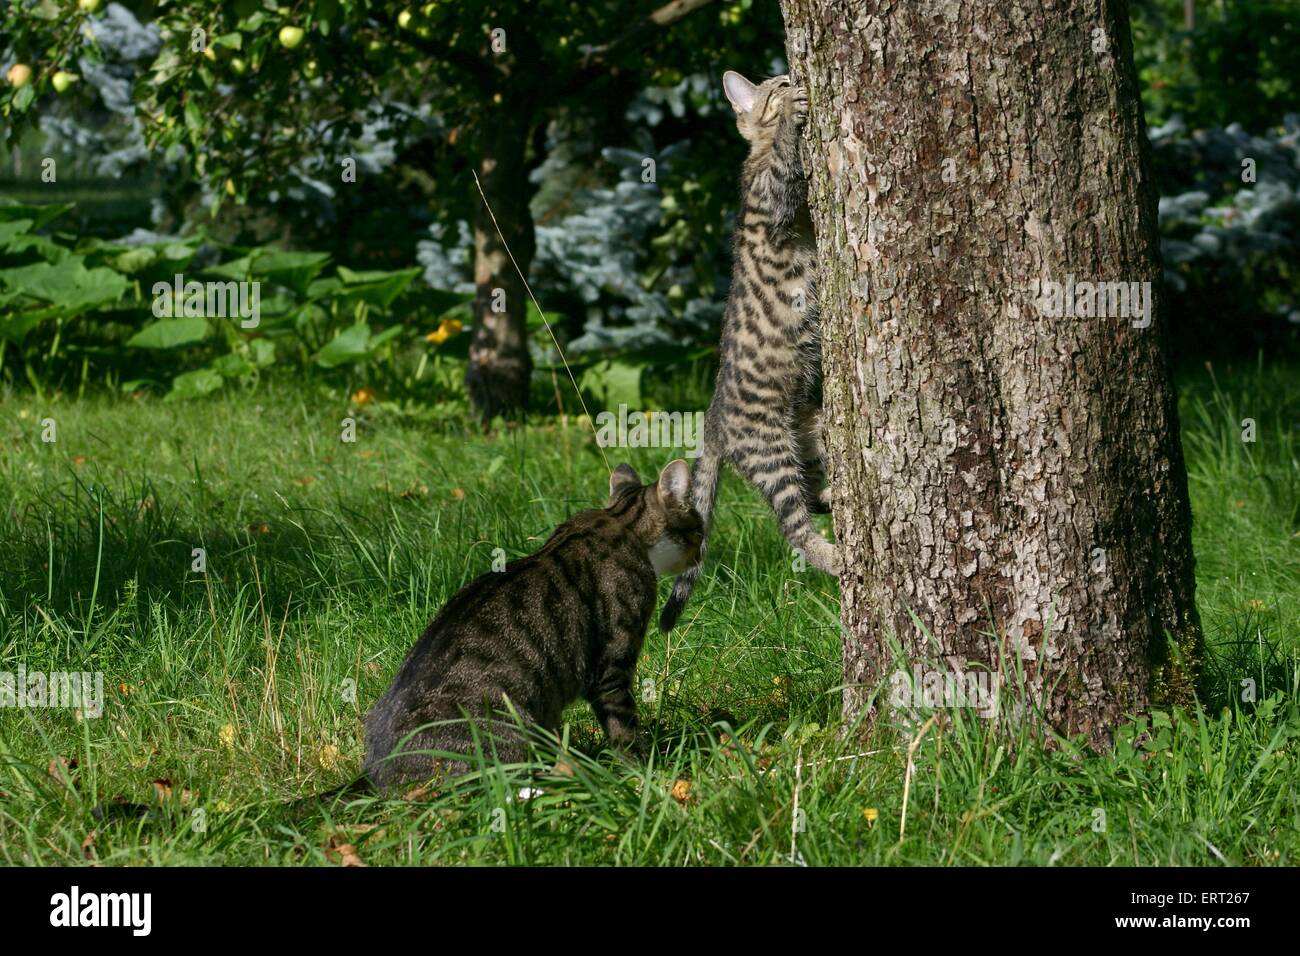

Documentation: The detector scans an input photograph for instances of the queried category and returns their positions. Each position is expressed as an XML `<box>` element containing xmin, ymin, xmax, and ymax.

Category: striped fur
<box><xmin>363</xmin><ymin>460</ymin><xmax>702</xmax><ymax>790</ymax></box>
<box><xmin>660</xmin><ymin>71</ymin><xmax>837</xmax><ymax>634</ymax></box>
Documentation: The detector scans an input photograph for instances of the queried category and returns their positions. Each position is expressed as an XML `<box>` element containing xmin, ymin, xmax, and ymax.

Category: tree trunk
<box><xmin>466</xmin><ymin>114</ymin><xmax>535</xmax><ymax>421</ymax></box>
<box><xmin>779</xmin><ymin>0</ymin><xmax>1201</xmax><ymax>747</ymax></box>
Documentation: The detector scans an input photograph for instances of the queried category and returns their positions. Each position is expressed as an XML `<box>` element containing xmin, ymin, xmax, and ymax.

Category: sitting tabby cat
<box><xmin>91</xmin><ymin>463</ymin><xmax>699</xmax><ymax>820</ymax></box>
<box><xmin>363</xmin><ymin>460</ymin><xmax>702</xmax><ymax>790</ymax></box>
<box><xmin>660</xmin><ymin>70</ymin><xmax>838</xmax><ymax>634</ymax></box>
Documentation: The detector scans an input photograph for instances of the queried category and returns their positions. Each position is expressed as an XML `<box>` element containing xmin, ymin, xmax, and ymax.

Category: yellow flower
<box><xmin>771</xmin><ymin>674</ymin><xmax>791</xmax><ymax>706</ymax></box>
<box><xmin>318</xmin><ymin>743</ymin><xmax>340</xmax><ymax>770</ymax></box>
<box><xmin>351</xmin><ymin>387</ymin><xmax>377</xmax><ymax>406</ymax></box>
<box><xmin>424</xmin><ymin>317</ymin><xmax>464</xmax><ymax>346</ymax></box>
<box><xmin>863</xmin><ymin>807</ymin><xmax>879</xmax><ymax>824</ymax></box>
<box><xmin>218</xmin><ymin>724</ymin><xmax>236</xmax><ymax>748</ymax></box>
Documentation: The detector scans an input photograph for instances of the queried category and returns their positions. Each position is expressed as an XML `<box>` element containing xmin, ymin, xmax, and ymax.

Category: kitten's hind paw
<box><xmin>803</xmin><ymin>536</ymin><xmax>841</xmax><ymax>577</ymax></box>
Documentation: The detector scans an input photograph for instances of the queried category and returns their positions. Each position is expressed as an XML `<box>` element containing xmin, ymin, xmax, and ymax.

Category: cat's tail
<box><xmin>660</xmin><ymin>437</ymin><xmax>723</xmax><ymax>633</ymax></box>
<box><xmin>284</xmin><ymin>775</ymin><xmax>372</xmax><ymax>817</ymax></box>
<box><xmin>91</xmin><ymin>775</ymin><xmax>371</xmax><ymax>825</ymax></box>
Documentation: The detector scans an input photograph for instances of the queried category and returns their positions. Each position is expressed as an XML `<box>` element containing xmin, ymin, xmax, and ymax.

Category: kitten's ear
<box><xmin>723</xmin><ymin>71</ymin><xmax>759</xmax><ymax>115</ymax></box>
<box><xmin>657</xmin><ymin>459</ymin><xmax>691</xmax><ymax>512</ymax></box>
<box><xmin>609</xmin><ymin>463</ymin><xmax>641</xmax><ymax>500</ymax></box>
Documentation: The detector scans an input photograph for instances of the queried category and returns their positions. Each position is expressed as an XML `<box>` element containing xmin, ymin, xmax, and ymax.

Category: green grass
<box><xmin>1</xmin><ymin>359</ymin><xmax>1298</xmax><ymax>866</ymax></box>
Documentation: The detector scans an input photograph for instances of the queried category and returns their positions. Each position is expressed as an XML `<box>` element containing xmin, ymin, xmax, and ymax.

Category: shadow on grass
<box><xmin>0</xmin><ymin>466</ymin><xmax>480</xmax><ymax>630</ymax></box>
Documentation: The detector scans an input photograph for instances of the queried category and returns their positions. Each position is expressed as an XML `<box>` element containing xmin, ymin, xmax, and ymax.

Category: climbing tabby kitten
<box><xmin>660</xmin><ymin>71</ymin><xmax>837</xmax><ymax>634</ymax></box>
<box><xmin>364</xmin><ymin>460</ymin><xmax>702</xmax><ymax>789</ymax></box>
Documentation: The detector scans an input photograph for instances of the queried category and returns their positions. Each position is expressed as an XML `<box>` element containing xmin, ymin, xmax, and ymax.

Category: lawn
<box><xmin>0</xmin><ymin>358</ymin><xmax>1297</xmax><ymax>866</ymax></box>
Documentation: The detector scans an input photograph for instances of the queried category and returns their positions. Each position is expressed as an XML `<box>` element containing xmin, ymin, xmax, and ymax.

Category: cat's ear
<box><xmin>723</xmin><ymin>71</ymin><xmax>759</xmax><ymax>115</ymax></box>
<box><xmin>609</xmin><ymin>463</ymin><xmax>641</xmax><ymax>500</ymax></box>
<box><xmin>657</xmin><ymin>459</ymin><xmax>691</xmax><ymax>513</ymax></box>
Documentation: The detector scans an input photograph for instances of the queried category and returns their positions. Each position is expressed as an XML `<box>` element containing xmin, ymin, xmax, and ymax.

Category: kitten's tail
<box><xmin>91</xmin><ymin>775</ymin><xmax>371</xmax><ymax>825</ymax></box>
<box><xmin>660</xmin><ymin>438</ymin><xmax>723</xmax><ymax>633</ymax></box>
<box><xmin>285</xmin><ymin>775</ymin><xmax>371</xmax><ymax>817</ymax></box>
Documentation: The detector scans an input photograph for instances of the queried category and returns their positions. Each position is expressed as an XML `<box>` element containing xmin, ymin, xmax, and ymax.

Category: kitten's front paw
<box><xmin>784</xmin><ymin>86</ymin><xmax>809</xmax><ymax>127</ymax></box>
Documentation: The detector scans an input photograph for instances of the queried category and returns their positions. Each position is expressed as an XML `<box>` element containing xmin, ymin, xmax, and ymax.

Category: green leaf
<box><xmin>403</xmin><ymin>287</ymin><xmax>474</xmax><ymax>322</ymax></box>
<box><xmin>127</xmin><ymin>318</ymin><xmax>211</xmax><ymax>349</ymax></box>
<box><xmin>203</xmin><ymin>255</ymin><xmax>255</xmax><ymax>281</ymax></box>
<box><xmin>236</xmin><ymin>9</ymin><xmax>269</xmax><ymax>31</ymax></box>
<box><xmin>184</xmin><ymin>99</ymin><xmax>204</xmax><ymax>135</ymax></box>
<box><xmin>166</xmin><ymin>368</ymin><xmax>225</xmax><ymax>401</ymax></box>
<box><xmin>12</xmin><ymin>84</ymin><xmax>35</xmax><ymax>113</ymax></box>
<box><xmin>315</xmin><ymin>0</ymin><xmax>340</xmax><ymax>32</ymax></box>
<box><xmin>0</xmin><ymin>219</ymin><xmax>34</xmax><ymax>248</ymax></box>
<box><xmin>314</xmin><ymin>323</ymin><xmax>371</xmax><ymax>368</ymax></box>
<box><xmin>149</xmin><ymin>49</ymin><xmax>184</xmax><ymax>85</ymax></box>
<box><xmin>249</xmin><ymin>249</ymin><xmax>331</xmax><ymax>295</ymax></box>
<box><xmin>0</xmin><ymin>259</ymin><xmax>128</xmax><ymax>316</ymax></box>
<box><xmin>249</xmin><ymin>338</ymin><xmax>276</xmax><ymax>367</ymax></box>
<box><xmin>526</xmin><ymin>300</ymin><xmax>564</xmax><ymax>331</ymax></box>
<box><xmin>0</xmin><ymin>200</ymin><xmax>74</xmax><ymax>231</ymax></box>
<box><xmin>4</xmin><ymin>232</ymin><xmax>75</xmax><ymax>264</ymax></box>
<box><xmin>580</xmin><ymin>358</ymin><xmax>644</xmax><ymax>410</ymax></box>
<box><xmin>370</xmin><ymin>326</ymin><xmax>404</xmax><ymax>349</ymax></box>
<box><xmin>334</xmin><ymin>265</ymin><xmax>421</xmax><ymax>309</ymax></box>
<box><xmin>111</xmin><ymin>247</ymin><xmax>159</xmax><ymax>274</ymax></box>
<box><xmin>337</xmin><ymin>266</ymin><xmax>405</xmax><ymax>285</ymax></box>
<box><xmin>306</xmin><ymin>276</ymin><xmax>344</xmax><ymax>300</ymax></box>
<box><xmin>211</xmin><ymin>353</ymin><xmax>254</xmax><ymax>378</ymax></box>
<box><xmin>0</xmin><ymin>306</ymin><xmax>47</xmax><ymax>343</ymax></box>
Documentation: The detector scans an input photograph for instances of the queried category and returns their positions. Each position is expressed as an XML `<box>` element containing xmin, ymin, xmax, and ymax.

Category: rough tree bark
<box><xmin>466</xmin><ymin>110</ymin><xmax>536</xmax><ymax>422</ymax></box>
<box><xmin>779</xmin><ymin>0</ymin><xmax>1201</xmax><ymax>747</ymax></box>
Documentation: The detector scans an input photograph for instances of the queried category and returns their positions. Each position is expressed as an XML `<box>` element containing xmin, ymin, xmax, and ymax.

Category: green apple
<box><xmin>6</xmin><ymin>63</ymin><xmax>32</xmax><ymax>89</ymax></box>
<box><xmin>78</xmin><ymin>0</ymin><xmax>101</xmax><ymax>12</ymax></box>
<box><xmin>278</xmin><ymin>25</ymin><xmax>305</xmax><ymax>49</ymax></box>
<box><xmin>51</xmin><ymin>71</ymin><xmax>79</xmax><ymax>94</ymax></box>
<box><xmin>303</xmin><ymin>59</ymin><xmax>318</xmax><ymax>79</ymax></box>
<box><xmin>230</xmin><ymin>57</ymin><xmax>247</xmax><ymax>75</ymax></box>
<box><xmin>397</xmin><ymin>9</ymin><xmax>414</xmax><ymax>30</ymax></box>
